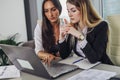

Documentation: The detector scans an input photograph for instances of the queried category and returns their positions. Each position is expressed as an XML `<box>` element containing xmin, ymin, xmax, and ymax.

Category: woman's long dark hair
<box><xmin>42</xmin><ymin>0</ymin><xmax>62</xmax><ymax>52</ymax></box>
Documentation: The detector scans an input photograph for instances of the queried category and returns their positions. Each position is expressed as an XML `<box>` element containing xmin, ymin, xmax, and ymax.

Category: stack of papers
<box><xmin>66</xmin><ymin>69</ymin><xmax>116</xmax><ymax>80</ymax></box>
<box><xmin>0</xmin><ymin>65</ymin><xmax>20</xmax><ymax>79</ymax></box>
<box><xmin>59</xmin><ymin>55</ymin><xmax>100</xmax><ymax>69</ymax></box>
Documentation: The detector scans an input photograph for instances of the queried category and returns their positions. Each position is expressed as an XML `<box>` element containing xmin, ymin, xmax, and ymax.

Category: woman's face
<box><xmin>67</xmin><ymin>2</ymin><xmax>81</xmax><ymax>24</ymax></box>
<box><xmin>44</xmin><ymin>1</ymin><xmax>59</xmax><ymax>23</ymax></box>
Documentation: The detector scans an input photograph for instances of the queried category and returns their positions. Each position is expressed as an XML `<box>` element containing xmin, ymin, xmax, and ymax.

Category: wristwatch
<box><xmin>78</xmin><ymin>34</ymin><xmax>85</xmax><ymax>41</ymax></box>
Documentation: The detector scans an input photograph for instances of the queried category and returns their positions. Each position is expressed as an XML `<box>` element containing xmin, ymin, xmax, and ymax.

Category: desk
<box><xmin>8</xmin><ymin>64</ymin><xmax>120</xmax><ymax>80</ymax></box>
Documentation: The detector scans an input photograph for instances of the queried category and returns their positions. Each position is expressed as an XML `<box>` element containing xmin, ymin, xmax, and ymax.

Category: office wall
<box><xmin>37</xmin><ymin>0</ymin><xmax>43</xmax><ymax>20</ymax></box>
<box><xmin>59</xmin><ymin>0</ymin><xmax>70</xmax><ymax>21</ymax></box>
<box><xmin>0</xmin><ymin>0</ymin><xmax>27</xmax><ymax>42</ymax></box>
<box><xmin>24</xmin><ymin>0</ymin><xmax>41</xmax><ymax>40</ymax></box>
<box><xmin>28</xmin><ymin>0</ymin><xmax>38</xmax><ymax>40</ymax></box>
<box><xmin>91</xmin><ymin>0</ymin><xmax>103</xmax><ymax>17</ymax></box>
<box><xmin>103</xmin><ymin>0</ymin><xmax>120</xmax><ymax>18</ymax></box>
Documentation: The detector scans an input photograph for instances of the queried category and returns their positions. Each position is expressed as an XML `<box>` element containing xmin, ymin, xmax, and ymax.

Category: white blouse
<box><xmin>34</xmin><ymin>23</ymin><xmax>44</xmax><ymax>54</ymax></box>
<box><xmin>34</xmin><ymin>18</ymin><xmax>67</xmax><ymax>54</ymax></box>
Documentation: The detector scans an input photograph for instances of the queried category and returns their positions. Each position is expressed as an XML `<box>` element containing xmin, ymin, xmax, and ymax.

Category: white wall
<box><xmin>91</xmin><ymin>0</ymin><xmax>103</xmax><ymax>17</ymax></box>
<box><xmin>0</xmin><ymin>0</ymin><xmax>27</xmax><ymax>42</ymax></box>
<box><xmin>37</xmin><ymin>0</ymin><xmax>43</xmax><ymax>20</ymax></box>
<box><xmin>59</xmin><ymin>0</ymin><xmax>70</xmax><ymax>21</ymax></box>
<box><xmin>103</xmin><ymin>0</ymin><xmax>120</xmax><ymax>18</ymax></box>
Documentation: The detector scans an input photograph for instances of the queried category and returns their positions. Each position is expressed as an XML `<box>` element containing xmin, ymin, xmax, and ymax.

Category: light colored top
<box><xmin>34</xmin><ymin>19</ymin><xmax>66</xmax><ymax>54</ymax></box>
<box><xmin>34</xmin><ymin>23</ymin><xmax>44</xmax><ymax>54</ymax></box>
<box><xmin>76</xmin><ymin>27</ymin><xmax>88</xmax><ymax>57</ymax></box>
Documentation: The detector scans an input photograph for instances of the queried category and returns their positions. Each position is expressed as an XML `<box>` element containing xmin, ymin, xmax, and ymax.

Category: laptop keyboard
<box><xmin>43</xmin><ymin>62</ymin><xmax>78</xmax><ymax>78</ymax></box>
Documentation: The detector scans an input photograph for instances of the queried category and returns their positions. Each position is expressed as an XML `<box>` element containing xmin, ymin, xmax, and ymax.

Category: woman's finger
<box><xmin>44</xmin><ymin>55</ymin><xmax>49</xmax><ymax>65</ymax></box>
<box><xmin>47</xmin><ymin>55</ymin><xmax>55</xmax><ymax>66</ymax></box>
<box><xmin>64</xmin><ymin>18</ymin><xmax>68</xmax><ymax>24</ymax></box>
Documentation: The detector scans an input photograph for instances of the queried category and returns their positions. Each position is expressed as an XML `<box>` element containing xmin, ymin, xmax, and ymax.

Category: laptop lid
<box><xmin>0</xmin><ymin>44</ymin><xmax>52</xmax><ymax>79</ymax></box>
<box><xmin>0</xmin><ymin>44</ymin><xmax>78</xmax><ymax>79</ymax></box>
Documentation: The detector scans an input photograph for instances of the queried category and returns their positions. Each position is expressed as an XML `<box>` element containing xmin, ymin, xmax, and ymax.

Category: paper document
<box><xmin>59</xmin><ymin>55</ymin><xmax>100</xmax><ymax>69</ymax></box>
<box><xmin>0</xmin><ymin>65</ymin><xmax>20</xmax><ymax>79</ymax></box>
<box><xmin>66</xmin><ymin>69</ymin><xmax>116</xmax><ymax>80</ymax></box>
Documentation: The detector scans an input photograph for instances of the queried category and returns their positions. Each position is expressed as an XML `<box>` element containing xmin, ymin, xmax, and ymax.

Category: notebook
<box><xmin>0</xmin><ymin>44</ymin><xmax>78</xmax><ymax>79</ymax></box>
<box><xmin>59</xmin><ymin>54</ymin><xmax>100</xmax><ymax>69</ymax></box>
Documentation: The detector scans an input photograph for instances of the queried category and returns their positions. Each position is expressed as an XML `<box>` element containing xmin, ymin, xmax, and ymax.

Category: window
<box><xmin>103</xmin><ymin>0</ymin><xmax>120</xmax><ymax>18</ymax></box>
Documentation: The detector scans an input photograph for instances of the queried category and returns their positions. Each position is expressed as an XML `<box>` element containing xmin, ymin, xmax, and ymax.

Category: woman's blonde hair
<box><xmin>67</xmin><ymin>0</ymin><xmax>102</xmax><ymax>28</ymax></box>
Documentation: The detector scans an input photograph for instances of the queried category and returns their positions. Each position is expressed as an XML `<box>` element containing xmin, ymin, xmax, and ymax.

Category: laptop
<box><xmin>0</xmin><ymin>44</ymin><xmax>78</xmax><ymax>79</ymax></box>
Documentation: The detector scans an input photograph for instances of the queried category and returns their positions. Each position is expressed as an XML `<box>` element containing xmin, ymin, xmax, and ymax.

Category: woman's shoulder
<box><xmin>34</xmin><ymin>20</ymin><xmax>42</xmax><ymax>32</ymax></box>
<box><xmin>37</xmin><ymin>20</ymin><xmax>42</xmax><ymax>27</ymax></box>
<box><xmin>88</xmin><ymin>21</ymin><xmax>108</xmax><ymax>34</ymax></box>
<box><xmin>36</xmin><ymin>20</ymin><xmax>42</xmax><ymax>28</ymax></box>
<box><xmin>95</xmin><ymin>20</ymin><xmax>108</xmax><ymax>31</ymax></box>
<box><xmin>37</xmin><ymin>20</ymin><xmax>42</xmax><ymax>25</ymax></box>
<box><xmin>98</xmin><ymin>20</ymin><xmax>108</xmax><ymax>26</ymax></box>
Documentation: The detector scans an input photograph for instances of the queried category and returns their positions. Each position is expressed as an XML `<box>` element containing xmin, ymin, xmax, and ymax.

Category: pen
<box><xmin>72</xmin><ymin>58</ymin><xmax>83</xmax><ymax>64</ymax></box>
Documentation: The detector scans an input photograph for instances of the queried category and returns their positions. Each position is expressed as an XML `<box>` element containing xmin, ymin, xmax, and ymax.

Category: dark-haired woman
<box><xmin>34</xmin><ymin>0</ymin><xmax>62</xmax><ymax>65</ymax></box>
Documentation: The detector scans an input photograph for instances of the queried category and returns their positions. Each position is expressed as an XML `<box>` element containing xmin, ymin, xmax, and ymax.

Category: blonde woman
<box><xmin>59</xmin><ymin>0</ymin><xmax>113</xmax><ymax>65</ymax></box>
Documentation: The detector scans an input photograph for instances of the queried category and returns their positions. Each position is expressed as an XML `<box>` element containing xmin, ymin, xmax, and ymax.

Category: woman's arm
<box><xmin>34</xmin><ymin>24</ymin><xmax>44</xmax><ymax>54</ymax></box>
<box><xmin>34</xmin><ymin>23</ymin><xmax>56</xmax><ymax>65</ymax></box>
<box><xmin>58</xmin><ymin>35</ymin><xmax>72</xmax><ymax>59</ymax></box>
<box><xmin>82</xmin><ymin>21</ymin><xmax>109</xmax><ymax>63</ymax></box>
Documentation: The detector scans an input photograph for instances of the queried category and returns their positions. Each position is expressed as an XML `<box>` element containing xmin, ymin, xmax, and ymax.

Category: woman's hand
<box><xmin>59</xmin><ymin>19</ymin><xmax>82</xmax><ymax>39</ymax></box>
<box><xmin>66</xmin><ymin>27</ymin><xmax>82</xmax><ymax>38</ymax></box>
<box><xmin>43</xmin><ymin>53</ymin><xmax>55</xmax><ymax>66</ymax></box>
<box><xmin>59</xmin><ymin>19</ymin><xmax>71</xmax><ymax>40</ymax></box>
<box><xmin>37</xmin><ymin>51</ymin><xmax>59</xmax><ymax>66</ymax></box>
<box><xmin>59</xmin><ymin>19</ymin><xmax>67</xmax><ymax>40</ymax></box>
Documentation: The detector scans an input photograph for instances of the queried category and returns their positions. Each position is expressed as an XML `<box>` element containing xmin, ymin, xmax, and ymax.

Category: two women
<box><xmin>34</xmin><ymin>0</ymin><xmax>113</xmax><ymax>65</ymax></box>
